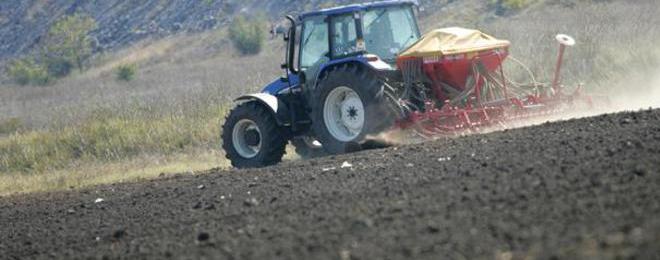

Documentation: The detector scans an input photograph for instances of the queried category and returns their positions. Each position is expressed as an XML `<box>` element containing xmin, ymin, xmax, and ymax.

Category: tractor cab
<box><xmin>282</xmin><ymin>1</ymin><xmax>421</xmax><ymax>85</ymax></box>
<box><xmin>224</xmin><ymin>1</ymin><xmax>424</xmax><ymax>168</ymax></box>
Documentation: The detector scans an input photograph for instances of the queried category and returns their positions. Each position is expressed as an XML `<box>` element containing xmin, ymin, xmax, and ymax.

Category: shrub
<box><xmin>228</xmin><ymin>15</ymin><xmax>265</xmax><ymax>55</ymax></box>
<box><xmin>6</xmin><ymin>58</ymin><xmax>51</xmax><ymax>86</ymax></box>
<box><xmin>115</xmin><ymin>64</ymin><xmax>137</xmax><ymax>81</ymax></box>
<box><xmin>504</xmin><ymin>0</ymin><xmax>533</xmax><ymax>9</ymax></box>
<box><xmin>493</xmin><ymin>0</ymin><xmax>533</xmax><ymax>13</ymax></box>
<box><xmin>0</xmin><ymin>118</ymin><xmax>23</xmax><ymax>135</ymax></box>
<box><xmin>45</xmin><ymin>57</ymin><xmax>74</xmax><ymax>78</ymax></box>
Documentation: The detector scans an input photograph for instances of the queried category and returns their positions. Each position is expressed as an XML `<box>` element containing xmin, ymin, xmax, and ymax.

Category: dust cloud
<box><xmin>607</xmin><ymin>68</ymin><xmax>660</xmax><ymax>112</ymax></box>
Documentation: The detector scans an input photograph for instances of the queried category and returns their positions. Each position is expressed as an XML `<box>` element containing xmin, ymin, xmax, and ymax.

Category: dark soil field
<box><xmin>1</xmin><ymin>109</ymin><xmax>659</xmax><ymax>260</ymax></box>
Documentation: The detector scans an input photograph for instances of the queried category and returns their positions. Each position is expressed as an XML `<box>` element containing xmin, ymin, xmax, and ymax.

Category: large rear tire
<box><xmin>221</xmin><ymin>102</ymin><xmax>288</xmax><ymax>168</ymax></box>
<box><xmin>311</xmin><ymin>64</ymin><xmax>398</xmax><ymax>154</ymax></box>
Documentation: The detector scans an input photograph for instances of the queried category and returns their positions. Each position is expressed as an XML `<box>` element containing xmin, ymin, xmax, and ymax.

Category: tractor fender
<box><xmin>315</xmin><ymin>56</ymin><xmax>392</xmax><ymax>85</ymax></box>
<box><xmin>235</xmin><ymin>93</ymin><xmax>291</xmax><ymax>126</ymax></box>
<box><xmin>317</xmin><ymin>57</ymin><xmax>369</xmax><ymax>80</ymax></box>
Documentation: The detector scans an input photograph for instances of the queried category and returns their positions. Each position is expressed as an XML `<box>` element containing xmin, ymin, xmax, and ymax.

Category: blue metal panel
<box><xmin>261</xmin><ymin>73</ymin><xmax>300</xmax><ymax>95</ymax></box>
<box><xmin>260</xmin><ymin>55</ymin><xmax>380</xmax><ymax>95</ymax></box>
<box><xmin>300</xmin><ymin>0</ymin><xmax>417</xmax><ymax>20</ymax></box>
<box><xmin>311</xmin><ymin>55</ymin><xmax>390</xmax><ymax>84</ymax></box>
<box><xmin>317</xmin><ymin>56</ymin><xmax>370</xmax><ymax>75</ymax></box>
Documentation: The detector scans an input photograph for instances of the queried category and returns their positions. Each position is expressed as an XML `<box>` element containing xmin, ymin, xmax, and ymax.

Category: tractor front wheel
<box><xmin>221</xmin><ymin>101</ymin><xmax>288</xmax><ymax>168</ymax></box>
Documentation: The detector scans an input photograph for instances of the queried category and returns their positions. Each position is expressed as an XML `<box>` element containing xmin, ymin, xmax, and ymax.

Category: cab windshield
<box><xmin>363</xmin><ymin>6</ymin><xmax>419</xmax><ymax>62</ymax></box>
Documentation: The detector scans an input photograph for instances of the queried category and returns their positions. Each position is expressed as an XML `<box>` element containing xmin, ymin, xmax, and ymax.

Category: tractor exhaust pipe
<box><xmin>552</xmin><ymin>34</ymin><xmax>576</xmax><ymax>94</ymax></box>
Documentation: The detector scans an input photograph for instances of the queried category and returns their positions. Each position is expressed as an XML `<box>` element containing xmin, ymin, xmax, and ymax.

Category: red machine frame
<box><xmin>393</xmin><ymin>36</ymin><xmax>601</xmax><ymax>138</ymax></box>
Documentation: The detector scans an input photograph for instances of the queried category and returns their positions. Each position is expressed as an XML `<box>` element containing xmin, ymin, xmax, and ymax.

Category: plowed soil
<box><xmin>1</xmin><ymin>109</ymin><xmax>659</xmax><ymax>260</ymax></box>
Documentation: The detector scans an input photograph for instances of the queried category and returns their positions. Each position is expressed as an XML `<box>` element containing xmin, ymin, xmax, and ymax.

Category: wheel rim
<box><xmin>232</xmin><ymin>119</ymin><xmax>262</xmax><ymax>158</ymax></box>
<box><xmin>323</xmin><ymin>86</ymin><xmax>365</xmax><ymax>142</ymax></box>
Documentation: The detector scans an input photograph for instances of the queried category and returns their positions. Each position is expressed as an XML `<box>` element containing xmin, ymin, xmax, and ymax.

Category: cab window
<box><xmin>363</xmin><ymin>6</ymin><xmax>419</xmax><ymax>62</ymax></box>
<box><xmin>299</xmin><ymin>16</ymin><xmax>329</xmax><ymax>69</ymax></box>
<box><xmin>330</xmin><ymin>14</ymin><xmax>358</xmax><ymax>58</ymax></box>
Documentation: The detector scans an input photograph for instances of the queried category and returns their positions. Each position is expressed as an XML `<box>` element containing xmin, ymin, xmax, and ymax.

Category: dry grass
<box><xmin>1</xmin><ymin>0</ymin><xmax>659</xmax><ymax>195</ymax></box>
<box><xmin>485</xmin><ymin>0</ymin><xmax>660</xmax><ymax>89</ymax></box>
<box><xmin>0</xmin><ymin>105</ymin><xmax>227</xmax><ymax>173</ymax></box>
<box><xmin>0</xmin><ymin>149</ymin><xmax>305</xmax><ymax>196</ymax></box>
<box><xmin>0</xmin><ymin>151</ymin><xmax>228</xmax><ymax>196</ymax></box>
<box><xmin>0</xmin><ymin>27</ymin><xmax>286</xmax><ymax>194</ymax></box>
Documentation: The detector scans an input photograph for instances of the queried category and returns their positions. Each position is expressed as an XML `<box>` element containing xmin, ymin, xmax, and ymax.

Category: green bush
<box><xmin>509</xmin><ymin>0</ymin><xmax>530</xmax><ymax>9</ymax></box>
<box><xmin>0</xmin><ymin>118</ymin><xmax>23</xmax><ymax>135</ymax></box>
<box><xmin>115</xmin><ymin>64</ymin><xmax>137</xmax><ymax>81</ymax></box>
<box><xmin>45</xmin><ymin>57</ymin><xmax>74</xmax><ymax>78</ymax></box>
<box><xmin>497</xmin><ymin>0</ymin><xmax>533</xmax><ymax>10</ymax></box>
<box><xmin>228</xmin><ymin>15</ymin><xmax>265</xmax><ymax>55</ymax></box>
<box><xmin>6</xmin><ymin>58</ymin><xmax>51</xmax><ymax>86</ymax></box>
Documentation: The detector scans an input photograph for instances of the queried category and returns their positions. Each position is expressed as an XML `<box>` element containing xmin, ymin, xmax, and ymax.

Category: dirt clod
<box><xmin>197</xmin><ymin>232</ymin><xmax>210</xmax><ymax>242</ymax></box>
<box><xmin>633</xmin><ymin>165</ymin><xmax>648</xmax><ymax>177</ymax></box>
<box><xmin>112</xmin><ymin>229</ymin><xmax>126</xmax><ymax>240</ymax></box>
<box><xmin>243</xmin><ymin>198</ymin><xmax>259</xmax><ymax>207</ymax></box>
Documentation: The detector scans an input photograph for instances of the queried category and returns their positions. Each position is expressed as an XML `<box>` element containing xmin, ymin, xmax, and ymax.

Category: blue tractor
<box><xmin>222</xmin><ymin>0</ymin><xmax>421</xmax><ymax>168</ymax></box>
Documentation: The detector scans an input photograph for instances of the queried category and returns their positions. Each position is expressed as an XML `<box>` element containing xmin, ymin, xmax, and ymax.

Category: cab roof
<box><xmin>299</xmin><ymin>0</ymin><xmax>418</xmax><ymax>20</ymax></box>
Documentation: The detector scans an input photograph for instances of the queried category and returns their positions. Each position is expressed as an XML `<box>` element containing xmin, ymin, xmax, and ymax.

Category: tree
<box><xmin>43</xmin><ymin>13</ymin><xmax>97</xmax><ymax>73</ymax></box>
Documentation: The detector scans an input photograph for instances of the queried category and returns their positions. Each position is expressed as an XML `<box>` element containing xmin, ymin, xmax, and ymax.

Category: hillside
<box><xmin>0</xmin><ymin>0</ymin><xmax>296</xmax><ymax>63</ymax></box>
<box><xmin>0</xmin><ymin>0</ymin><xmax>487</xmax><ymax>65</ymax></box>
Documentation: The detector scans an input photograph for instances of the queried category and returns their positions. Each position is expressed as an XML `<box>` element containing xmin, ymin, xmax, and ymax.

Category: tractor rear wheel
<box><xmin>312</xmin><ymin>64</ymin><xmax>398</xmax><ymax>154</ymax></box>
<box><xmin>222</xmin><ymin>101</ymin><xmax>288</xmax><ymax>168</ymax></box>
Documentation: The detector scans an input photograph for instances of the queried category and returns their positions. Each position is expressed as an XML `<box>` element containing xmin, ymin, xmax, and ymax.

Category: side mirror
<box><xmin>298</xmin><ymin>71</ymin><xmax>307</xmax><ymax>84</ymax></box>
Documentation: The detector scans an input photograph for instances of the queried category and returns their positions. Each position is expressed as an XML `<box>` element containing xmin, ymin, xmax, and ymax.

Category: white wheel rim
<box><xmin>323</xmin><ymin>86</ymin><xmax>365</xmax><ymax>142</ymax></box>
<box><xmin>232</xmin><ymin>119</ymin><xmax>262</xmax><ymax>158</ymax></box>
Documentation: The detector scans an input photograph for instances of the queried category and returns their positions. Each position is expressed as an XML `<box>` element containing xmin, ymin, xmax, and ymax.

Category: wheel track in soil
<box><xmin>1</xmin><ymin>109</ymin><xmax>659</xmax><ymax>259</ymax></box>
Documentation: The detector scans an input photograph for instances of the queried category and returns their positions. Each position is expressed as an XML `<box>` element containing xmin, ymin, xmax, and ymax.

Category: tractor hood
<box><xmin>398</xmin><ymin>27</ymin><xmax>510</xmax><ymax>58</ymax></box>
